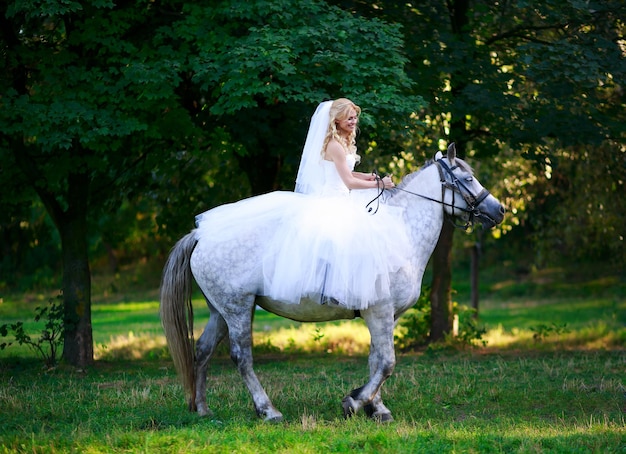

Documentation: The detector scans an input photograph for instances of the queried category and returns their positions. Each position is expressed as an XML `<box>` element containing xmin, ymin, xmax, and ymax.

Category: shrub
<box><xmin>395</xmin><ymin>286</ymin><xmax>488</xmax><ymax>350</ymax></box>
<box><xmin>530</xmin><ymin>322</ymin><xmax>570</xmax><ymax>342</ymax></box>
<box><xmin>0</xmin><ymin>291</ymin><xmax>65</xmax><ymax>367</ymax></box>
<box><xmin>394</xmin><ymin>286</ymin><xmax>431</xmax><ymax>350</ymax></box>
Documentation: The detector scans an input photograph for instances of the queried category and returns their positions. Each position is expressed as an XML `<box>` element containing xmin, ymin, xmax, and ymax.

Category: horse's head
<box><xmin>435</xmin><ymin>143</ymin><xmax>505</xmax><ymax>230</ymax></box>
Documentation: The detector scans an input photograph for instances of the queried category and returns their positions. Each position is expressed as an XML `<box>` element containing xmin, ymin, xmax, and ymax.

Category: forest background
<box><xmin>1</xmin><ymin>0</ymin><xmax>624</xmax><ymax>367</ymax></box>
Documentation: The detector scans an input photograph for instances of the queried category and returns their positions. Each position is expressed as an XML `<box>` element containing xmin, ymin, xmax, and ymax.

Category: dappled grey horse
<box><xmin>160</xmin><ymin>144</ymin><xmax>505</xmax><ymax>422</ymax></box>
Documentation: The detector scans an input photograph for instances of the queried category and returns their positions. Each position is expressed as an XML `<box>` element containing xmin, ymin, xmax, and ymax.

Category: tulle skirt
<box><xmin>194</xmin><ymin>190</ymin><xmax>413</xmax><ymax>310</ymax></box>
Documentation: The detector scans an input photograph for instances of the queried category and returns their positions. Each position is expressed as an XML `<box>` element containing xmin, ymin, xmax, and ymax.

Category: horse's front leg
<box><xmin>223</xmin><ymin>295</ymin><xmax>283</xmax><ymax>422</ymax></box>
<box><xmin>363</xmin><ymin>390</ymin><xmax>393</xmax><ymax>422</ymax></box>
<box><xmin>342</xmin><ymin>303</ymin><xmax>395</xmax><ymax>422</ymax></box>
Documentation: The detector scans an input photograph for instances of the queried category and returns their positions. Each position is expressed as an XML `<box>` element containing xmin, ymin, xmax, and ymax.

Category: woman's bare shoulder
<box><xmin>325</xmin><ymin>139</ymin><xmax>344</xmax><ymax>161</ymax></box>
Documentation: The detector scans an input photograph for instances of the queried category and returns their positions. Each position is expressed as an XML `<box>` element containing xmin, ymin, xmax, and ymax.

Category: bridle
<box><xmin>434</xmin><ymin>157</ymin><xmax>491</xmax><ymax>229</ymax></box>
<box><xmin>368</xmin><ymin>157</ymin><xmax>492</xmax><ymax>231</ymax></box>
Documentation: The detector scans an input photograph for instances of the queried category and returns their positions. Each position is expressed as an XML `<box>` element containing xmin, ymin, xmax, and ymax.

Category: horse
<box><xmin>160</xmin><ymin>143</ymin><xmax>505</xmax><ymax>422</ymax></box>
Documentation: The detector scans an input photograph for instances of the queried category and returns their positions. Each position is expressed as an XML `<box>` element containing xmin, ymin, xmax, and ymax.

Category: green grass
<box><xmin>0</xmin><ymin>262</ymin><xmax>624</xmax><ymax>452</ymax></box>
<box><xmin>1</xmin><ymin>351</ymin><xmax>624</xmax><ymax>453</ymax></box>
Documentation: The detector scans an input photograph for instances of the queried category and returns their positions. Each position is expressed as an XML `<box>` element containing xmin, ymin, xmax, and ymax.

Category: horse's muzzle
<box><xmin>475</xmin><ymin>203</ymin><xmax>505</xmax><ymax>229</ymax></box>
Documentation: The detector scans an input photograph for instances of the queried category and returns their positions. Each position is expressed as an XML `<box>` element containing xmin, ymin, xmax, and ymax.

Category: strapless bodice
<box><xmin>319</xmin><ymin>154</ymin><xmax>356</xmax><ymax>196</ymax></box>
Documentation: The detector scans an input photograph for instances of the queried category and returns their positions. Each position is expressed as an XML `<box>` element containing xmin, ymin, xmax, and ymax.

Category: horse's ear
<box><xmin>435</xmin><ymin>151</ymin><xmax>443</xmax><ymax>161</ymax></box>
<box><xmin>447</xmin><ymin>143</ymin><xmax>456</xmax><ymax>165</ymax></box>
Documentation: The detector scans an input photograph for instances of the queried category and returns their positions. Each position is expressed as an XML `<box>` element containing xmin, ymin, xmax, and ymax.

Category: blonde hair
<box><xmin>322</xmin><ymin>98</ymin><xmax>361</xmax><ymax>162</ymax></box>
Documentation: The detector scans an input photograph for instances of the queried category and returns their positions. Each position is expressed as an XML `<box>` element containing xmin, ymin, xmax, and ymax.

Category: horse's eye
<box><xmin>465</xmin><ymin>176</ymin><xmax>473</xmax><ymax>183</ymax></box>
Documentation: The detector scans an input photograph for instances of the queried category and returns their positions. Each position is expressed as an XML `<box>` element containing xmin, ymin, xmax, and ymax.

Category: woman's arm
<box><xmin>352</xmin><ymin>171</ymin><xmax>376</xmax><ymax>181</ymax></box>
<box><xmin>325</xmin><ymin>141</ymin><xmax>394</xmax><ymax>190</ymax></box>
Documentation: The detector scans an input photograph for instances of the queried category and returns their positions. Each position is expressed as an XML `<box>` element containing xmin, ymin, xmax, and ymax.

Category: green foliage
<box><xmin>0</xmin><ymin>201</ymin><xmax>61</xmax><ymax>292</ymax></box>
<box><xmin>528</xmin><ymin>143</ymin><xmax>626</xmax><ymax>266</ymax></box>
<box><xmin>530</xmin><ymin>322</ymin><xmax>571</xmax><ymax>343</ymax></box>
<box><xmin>394</xmin><ymin>286</ymin><xmax>431</xmax><ymax>350</ymax></box>
<box><xmin>0</xmin><ymin>292</ymin><xmax>65</xmax><ymax>366</ymax></box>
<box><xmin>173</xmin><ymin>0</ymin><xmax>425</xmax><ymax>195</ymax></box>
<box><xmin>395</xmin><ymin>287</ymin><xmax>488</xmax><ymax>351</ymax></box>
<box><xmin>333</xmin><ymin>0</ymin><xmax>626</xmax><ymax>268</ymax></box>
<box><xmin>311</xmin><ymin>327</ymin><xmax>325</xmax><ymax>344</ymax></box>
<box><xmin>181</xmin><ymin>0</ymin><xmax>421</xmax><ymax>116</ymax></box>
<box><xmin>446</xmin><ymin>305</ymin><xmax>488</xmax><ymax>349</ymax></box>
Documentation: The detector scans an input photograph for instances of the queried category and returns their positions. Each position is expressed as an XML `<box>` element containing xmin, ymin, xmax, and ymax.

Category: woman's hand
<box><xmin>377</xmin><ymin>175</ymin><xmax>395</xmax><ymax>189</ymax></box>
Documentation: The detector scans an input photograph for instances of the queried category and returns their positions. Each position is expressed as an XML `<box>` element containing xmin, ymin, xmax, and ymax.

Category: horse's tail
<box><xmin>160</xmin><ymin>231</ymin><xmax>198</xmax><ymax>411</ymax></box>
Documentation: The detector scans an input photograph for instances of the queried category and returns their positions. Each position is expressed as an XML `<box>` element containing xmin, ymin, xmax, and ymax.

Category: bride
<box><xmin>196</xmin><ymin>98</ymin><xmax>414</xmax><ymax>310</ymax></box>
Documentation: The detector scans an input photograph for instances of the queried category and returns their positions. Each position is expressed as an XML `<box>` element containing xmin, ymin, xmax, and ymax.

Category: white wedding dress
<box><xmin>195</xmin><ymin>154</ymin><xmax>413</xmax><ymax>310</ymax></box>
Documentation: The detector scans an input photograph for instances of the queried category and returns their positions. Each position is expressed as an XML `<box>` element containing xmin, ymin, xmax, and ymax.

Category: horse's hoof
<box><xmin>264</xmin><ymin>414</ymin><xmax>284</xmax><ymax>423</ymax></box>
<box><xmin>341</xmin><ymin>396</ymin><xmax>359</xmax><ymax>418</ymax></box>
<box><xmin>371</xmin><ymin>411</ymin><xmax>394</xmax><ymax>423</ymax></box>
<box><xmin>260</xmin><ymin>406</ymin><xmax>284</xmax><ymax>423</ymax></box>
<box><xmin>197</xmin><ymin>404</ymin><xmax>213</xmax><ymax>418</ymax></box>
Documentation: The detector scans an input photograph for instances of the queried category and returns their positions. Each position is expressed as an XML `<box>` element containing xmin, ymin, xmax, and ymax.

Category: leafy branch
<box><xmin>531</xmin><ymin>322</ymin><xmax>570</xmax><ymax>342</ymax></box>
<box><xmin>0</xmin><ymin>292</ymin><xmax>65</xmax><ymax>367</ymax></box>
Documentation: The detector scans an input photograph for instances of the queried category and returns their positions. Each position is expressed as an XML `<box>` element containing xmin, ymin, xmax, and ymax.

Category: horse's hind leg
<box><xmin>195</xmin><ymin>302</ymin><xmax>228</xmax><ymax>417</ymax></box>
<box><xmin>222</xmin><ymin>295</ymin><xmax>283</xmax><ymax>422</ymax></box>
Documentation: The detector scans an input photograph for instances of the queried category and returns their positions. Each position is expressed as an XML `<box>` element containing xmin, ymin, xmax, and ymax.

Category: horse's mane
<box><xmin>396</xmin><ymin>159</ymin><xmax>436</xmax><ymax>190</ymax></box>
<box><xmin>386</xmin><ymin>156</ymin><xmax>473</xmax><ymax>200</ymax></box>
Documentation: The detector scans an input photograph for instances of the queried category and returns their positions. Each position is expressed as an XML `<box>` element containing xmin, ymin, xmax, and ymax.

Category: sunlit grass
<box><xmin>95</xmin><ymin>331</ymin><xmax>169</xmax><ymax>360</ymax></box>
<box><xmin>254</xmin><ymin>320</ymin><xmax>372</xmax><ymax>355</ymax></box>
<box><xmin>85</xmin><ymin>319</ymin><xmax>624</xmax><ymax>361</ymax></box>
<box><xmin>482</xmin><ymin>322</ymin><xmax>626</xmax><ymax>350</ymax></box>
<box><xmin>2</xmin><ymin>293</ymin><xmax>624</xmax><ymax>362</ymax></box>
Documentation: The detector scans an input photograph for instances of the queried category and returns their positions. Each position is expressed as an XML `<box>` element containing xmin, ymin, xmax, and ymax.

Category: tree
<box><xmin>0</xmin><ymin>0</ymin><xmax>204</xmax><ymax>366</ymax></box>
<box><xmin>0</xmin><ymin>0</ymin><xmax>424</xmax><ymax>366</ymax></box>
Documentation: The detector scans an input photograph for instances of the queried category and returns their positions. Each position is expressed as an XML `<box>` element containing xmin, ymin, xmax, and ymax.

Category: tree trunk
<box><xmin>470</xmin><ymin>230</ymin><xmax>482</xmax><ymax>318</ymax></box>
<box><xmin>428</xmin><ymin>0</ymin><xmax>471</xmax><ymax>341</ymax></box>
<box><xmin>59</xmin><ymin>172</ymin><xmax>94</xmax><ymax>367</ymax></box>
<box><xmin>429</xmin><ymin>221</ymin><xmax>455</xmax><ymax>341</ymax></box>
<box><xmin>11</xmin><ymin>144</ymin><xmax>94</xmax><ymax>367</ymax></box>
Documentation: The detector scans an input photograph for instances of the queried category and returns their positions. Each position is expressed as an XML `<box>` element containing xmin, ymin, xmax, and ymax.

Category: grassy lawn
<box><xmin>1</xmin><ymin>351</ymin><xmax>624</xmax><ymax>453</ymax></box>
<box><xmin>0</xmin><ymin>263</ymin><xmax>624</xmax><ymax>452</ymax></box>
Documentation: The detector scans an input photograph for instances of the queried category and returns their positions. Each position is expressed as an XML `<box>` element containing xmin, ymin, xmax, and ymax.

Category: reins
<box><xmin>365</xmin><ymin>170</ymin><xmax>386</xmax><ymax>214</ymax></box>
